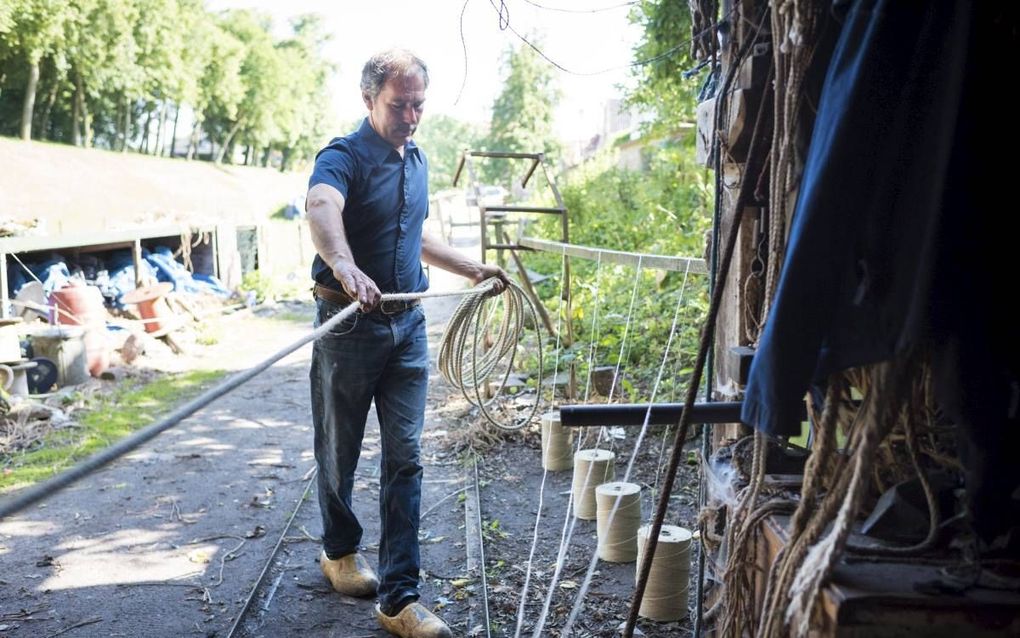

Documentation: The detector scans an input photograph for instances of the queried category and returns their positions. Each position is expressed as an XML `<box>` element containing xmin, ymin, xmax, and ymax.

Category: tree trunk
<box><xmin>141</xmin><ymin>104</ymin><xmax>153</xmax><ymax>153</ymax></box>
<box><xmin>262</xmin><ymin>146</ymin><xmax>271</xmax><ymax>168</ymax></box>
<box><xmin>119</xmin><ymin>94</ymin><xmax>131</xmax><ymax>151</ymax></box>
<box><xmin>72</xmin><ymin>74</ymin><xmax>84</xmax><ymax>146</ymax></box>
<box><xmin>37</xmin><ymin>76</ymin><xmax>58</xmax><ymax>141</ymax></box>
<box><xmin>187</xmin><ymin>118</ymin><xmax>200</xmax><ymax>160</ymax></box>
<box><xmin>115</xmin><ymin>97</ymin><xmax>124</xmax><ymax>150</ymax></box>
<box><xmin>170</xmin><ymin>103</ymin><xmax>180</xmax><ymax>157</ymax></box>
<box><xmin>280</xmin><ymin>147</ymin><xmax>291</xmax><ymax>172</ymax></box>
<box><xmin>154</xmin><ymin>101</ymin><xmax>168</xmax><ymax>156</ymax></box>
<box><xmin>21</xmin><ymin>58</ymin><xmax>40</xmax><ymax>140</ymax></box>
<box><xmin>83</xmin><ymin>101</ymin><xmax>93</xmax><ymax>147</ymax></box>
<box><xmin>215</xmin><ymin>119</ymin><xmax>243</xmax><ymax>164</ymax></box>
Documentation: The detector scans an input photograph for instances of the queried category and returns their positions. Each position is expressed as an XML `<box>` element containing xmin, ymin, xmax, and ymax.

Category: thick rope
<box><xmin>438</xmin><ymin>278</ymin><xmax>542</xmax><ymax>431</ymax></box>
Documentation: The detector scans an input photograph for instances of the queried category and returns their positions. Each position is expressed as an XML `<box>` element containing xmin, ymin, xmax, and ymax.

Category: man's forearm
<box><xmin>421</xmin><ymin>232</ymin><xmax>485</xmax><ymax>282</ymax></box>
<box><xmin>306</xmin><ymin>183</ymin><xmax>382</xmax><ymax>307</ymax></box>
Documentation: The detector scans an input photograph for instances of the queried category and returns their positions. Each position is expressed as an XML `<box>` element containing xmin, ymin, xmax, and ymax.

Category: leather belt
<box><xmin>313</xmin><ymin>284</ymin><xmax>420</xmax><ymax>315</ymax></box>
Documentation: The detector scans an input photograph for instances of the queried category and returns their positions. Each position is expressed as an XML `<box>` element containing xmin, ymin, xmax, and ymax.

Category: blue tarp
<box><xmin>144</xmin><ymin>246</ymin><xmax>231</xmax><ymax>297</ymax></box>
<box><xmin>7</xmin><ymin>245</ymin><xmax>233</xmax><ymax>309</ymax></box>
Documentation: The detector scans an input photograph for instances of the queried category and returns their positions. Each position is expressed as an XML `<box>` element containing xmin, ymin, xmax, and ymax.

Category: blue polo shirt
<box><xmin>308</xmin><ymin>118</ymin><xmax>429</xmax><ymax>294</ymax></box>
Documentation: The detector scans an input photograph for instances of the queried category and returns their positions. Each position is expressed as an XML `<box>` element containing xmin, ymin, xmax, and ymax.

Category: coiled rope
<box><xmin>438</xmin><ymin>277</ymin><xmax>542</xmax><ymax>431</ymax></box>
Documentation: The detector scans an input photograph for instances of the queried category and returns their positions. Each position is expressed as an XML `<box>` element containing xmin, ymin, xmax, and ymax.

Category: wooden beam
<box><xmin>466</xmin><ymin>151</ymin><xmax>543</xmax><ymax>160</ymax></box>
<box><xmin>483</xmin><ymin>205</ymin><xmax>565</xmax><ymax>215</ymax></box>
<box><xmin>132</xmin><ymin>239</ymin><xmax>143</xmax><ymax>287</ymax></box>
<box><xmin>0</xmin><ymin>224</ymin><xmax>203</xmax><ymax>254</ymax></box>
<box><xmin>519</xmin><ymin>236</ymin><xmax>708</xmax><ymax>274</ymax></box>
<box><xmin>0</xmin><ymin>252</ymin><xmax>8</xmax><ymax>319</ymax></box>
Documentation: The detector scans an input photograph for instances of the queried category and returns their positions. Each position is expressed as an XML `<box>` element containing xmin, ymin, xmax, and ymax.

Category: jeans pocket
<box><xmin>317</xmin><ymin>299</ymin><xmax>360</xmax><ymax>337</ymax></box>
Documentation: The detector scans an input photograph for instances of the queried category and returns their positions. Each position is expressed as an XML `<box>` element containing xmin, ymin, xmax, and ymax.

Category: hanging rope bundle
<box><xmin>596</xmin><ymin>482</ymin><xmax>642</xmax><ymax>562</ymax></box>
<box><xmin>636</xmin><ymin>524</ymin><xmax>693</xmax><ymax>622</ymax></box>
<box><xmin>438</xmin><ymin>277</ymin><xmax>542</xmax><ymax>431</ymax></box>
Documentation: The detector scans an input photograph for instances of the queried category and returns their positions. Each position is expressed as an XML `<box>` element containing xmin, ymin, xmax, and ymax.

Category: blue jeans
<box><xmin>310</xmin><ymin>298</ymin><xmax>429</xmax><ymax>608</ymax></box>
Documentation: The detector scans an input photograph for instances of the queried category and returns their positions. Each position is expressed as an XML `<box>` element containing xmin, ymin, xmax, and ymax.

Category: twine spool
<box><xmin>636</xmin><ymin>525</ymin><xmax>692</xmax><ymax>622</ymax></box>
<box><xmin>595</xmin><ymin>482</ymin><xmax>641</xmax><ymax>562</ymax></box>
<box><xmin>541</xmin><ymin>411</ymin><xmax>574</xmax><ymax>471</ymax></box>
<box><xmin>572</xmin><ymin>449</ymin><xmax>615</xmax><ymax>520</ymax></box>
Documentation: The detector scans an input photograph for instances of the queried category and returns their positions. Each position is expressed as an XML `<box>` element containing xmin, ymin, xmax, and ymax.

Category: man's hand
<box><xmin>333</xmin><ymin>260</ymin><xmax>382</xmax><ymax>311</ymax></box>
<box><xmin>473</xmin><ymin>263</ymin><xmax>511</xmax><ymax>296</ymax></box>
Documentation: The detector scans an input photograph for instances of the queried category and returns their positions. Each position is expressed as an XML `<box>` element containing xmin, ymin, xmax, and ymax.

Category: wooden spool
<box><xmin>636</xmin><ymin>524</ymin><xmax>692</xmax><ymax>621</ymax></box>
<box><xmin>541</xmin><ymin>410</ymin><xmax>574</xmax><ymax>471</ymax></box>
<box><xmin>572</xmin><ymin>449</ymin><xmax>615</xmax><ymax>520</ymax></box>
<box><xmin>596</xmin><ymin>482</ymin><xmax>641</xmax><ymax>562</ymax></box>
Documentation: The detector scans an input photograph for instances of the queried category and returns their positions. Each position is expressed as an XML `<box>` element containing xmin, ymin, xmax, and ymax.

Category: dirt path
<box><xmin>0</xmin><ymin>290</ymin><xmax>478</xmax><ymax>638</ymax></box>
<box><xmin>0</xmin><ymin>219</ymin><xmax>703</xmax><ymax>638</ymax></box>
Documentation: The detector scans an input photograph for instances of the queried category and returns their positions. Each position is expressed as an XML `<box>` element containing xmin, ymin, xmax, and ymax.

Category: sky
<box><xmin>206</xmin><ymin>0</ymin><xmax>643</xmax><ymax>143</ymax></box>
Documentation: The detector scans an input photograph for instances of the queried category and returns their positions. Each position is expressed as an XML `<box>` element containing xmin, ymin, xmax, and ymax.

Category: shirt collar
<box><xmin>357</xmin><ymin>117</ymin><xmax>420</xmax><ymax>163</ymax></box>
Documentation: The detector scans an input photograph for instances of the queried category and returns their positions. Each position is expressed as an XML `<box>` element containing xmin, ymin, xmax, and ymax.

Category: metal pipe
<box><xmin>559</xmin><ymin>402</ymin><xmax>745</xmax><ymax>426</ymax></box>
<box><xmin>559</xmin><ymin>401</ymin><xmax>807</xmax><ymax>428</ymax></box>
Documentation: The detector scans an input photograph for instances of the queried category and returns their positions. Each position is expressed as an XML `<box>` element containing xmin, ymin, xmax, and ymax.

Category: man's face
<box><xmin>364</xmin><ymin>72</ymin><xmax>426</xmax><ymax>150</ymax></box>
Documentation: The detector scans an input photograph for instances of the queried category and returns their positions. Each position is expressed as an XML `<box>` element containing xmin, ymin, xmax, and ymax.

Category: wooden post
<box><xmin>492</xmin><ymin>216</ymin><xmax>507</xmax><ymax>271</ymax></box>
<box><xmin>543</xmin><ymin>160</ymin><xmax>574</xmax><ymax>348</ymax></box>
<box><xmin>499</xmin><ymin>227</ymin><xmax>557</xmax><ymax>339</ymax></box>
<box><xmin>132</xmin><ymin>239</ymin><xmax>143</xmax><ymax>287</ymax></box>
<box><xmin>0</xmin><ymin>252</ymin><xmax>9</xmax><ymax>319</ymax></box>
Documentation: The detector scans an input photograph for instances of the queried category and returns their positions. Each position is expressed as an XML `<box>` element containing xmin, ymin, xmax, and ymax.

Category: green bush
<box><xmin>522</xmin><ymin>139</ymin><xmax>712</xmax><ymax>402</ymax></box>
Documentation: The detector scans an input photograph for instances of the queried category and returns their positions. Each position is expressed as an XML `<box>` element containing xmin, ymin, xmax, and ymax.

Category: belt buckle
<box><xmin>379</xmin><ymin>300</ymin><xmax>405</xmax><ymax>315</ymax></box>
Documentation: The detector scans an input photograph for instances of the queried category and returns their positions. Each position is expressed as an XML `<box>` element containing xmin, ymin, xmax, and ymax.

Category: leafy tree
<box><xmin>129</xmin><ymin>0</ymin><xmax>185</xmax><ymax>152</ymax></box>
<box><xmin>627</xmin><ymin>0</ymin><xmax>698</xmax><ymax>132</ymax></box>
<box><xmin>483</xmin><ymin>42</ymin><xmax>561</xmax><ymax>186</ymax></box>
<box><xmin>191</xmin><ymin>18</ymin><xmax>244</xmax><ymax>159</ymax></box>
<box><xmin>61</xmin><ymin>0</ymin><xmax>135</xmax><ymax>147</ymax></box>
<box><xmin>165</xmin><ymin>0</ymin><xmax>207</xmax><ymax>155</ymax></box>
<box><xmin>0</xmin><ymin>1</ymin><xmax>335</xmax><ymax>168</ymax></box>
<box><xmin>261</xmin><ymin>14</ymin><xmax>334</xmax><ymax>171</ymax></box>
<box><xmin>4</xmin><ymin>0</ymin><xmax>72</xmax><ymax>139</ymax></box>
<box><xmin>209</xmin><ymin>10</ymin><xmax>284</xmax><ymax>164</ymax></box>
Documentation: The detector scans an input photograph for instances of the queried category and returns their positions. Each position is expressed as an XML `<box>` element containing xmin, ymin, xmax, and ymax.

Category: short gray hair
<box><xmin>360</xmin><ymin>49</ymin><xmax>429</xmax><ymax>99</ymax></box>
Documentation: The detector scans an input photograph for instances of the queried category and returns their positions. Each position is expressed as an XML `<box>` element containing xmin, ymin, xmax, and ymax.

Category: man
<box><xmin>305</xmin><ymin>49</ymin><xmax>507</xmax><ymax>638</ymax></box>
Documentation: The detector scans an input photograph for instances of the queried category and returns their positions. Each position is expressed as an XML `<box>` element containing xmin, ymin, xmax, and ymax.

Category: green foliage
<box><xmin>481</xmin><ymin>42</ymin><xmax>561</xmax><ymax>187</ymax></box>
<box><xmin>0</xmin><ymin>1</ymin><xmax>336</xmax><ymax>168</ymax></box>
<box><xmin>526</xmin><ymin>139</ymin><xmax>712</xmax><ymax>400</ymax></box>
<box><xmin>0</xmin><ymin>369</ymin><xmax>225</xmax><ymax>491</ymax></box>
<box><xmin>240</xmin><ymin>269</ymin><xmax>274</xmax><ymax>303</ymax></box>
<box><xmin>627</xmin><ymin>0</ymin><xmax>700</xmax><ymax>133</ymax></box>
<box><xmin>413</xmin><ymin>113</ymin><xmax>484</xmax><ymax>192</ymax></box>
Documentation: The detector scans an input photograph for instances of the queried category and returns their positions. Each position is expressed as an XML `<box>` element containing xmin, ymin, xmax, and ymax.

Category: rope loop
<box><xmin>438</xmin><ymin>278</ymin><xmax>542</xmax><ymax>431</ymax></box>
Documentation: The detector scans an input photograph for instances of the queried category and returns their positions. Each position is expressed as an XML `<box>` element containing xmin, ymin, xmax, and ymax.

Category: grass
<box><xmin>0</xmin><ymin>369</ymin><xmax>226</xmax><ymax>491</ymax></box>
<box><xmin>273</xmin><ymin>309</ymin><xmax>315</xmax><ymax>324</ymax></box>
